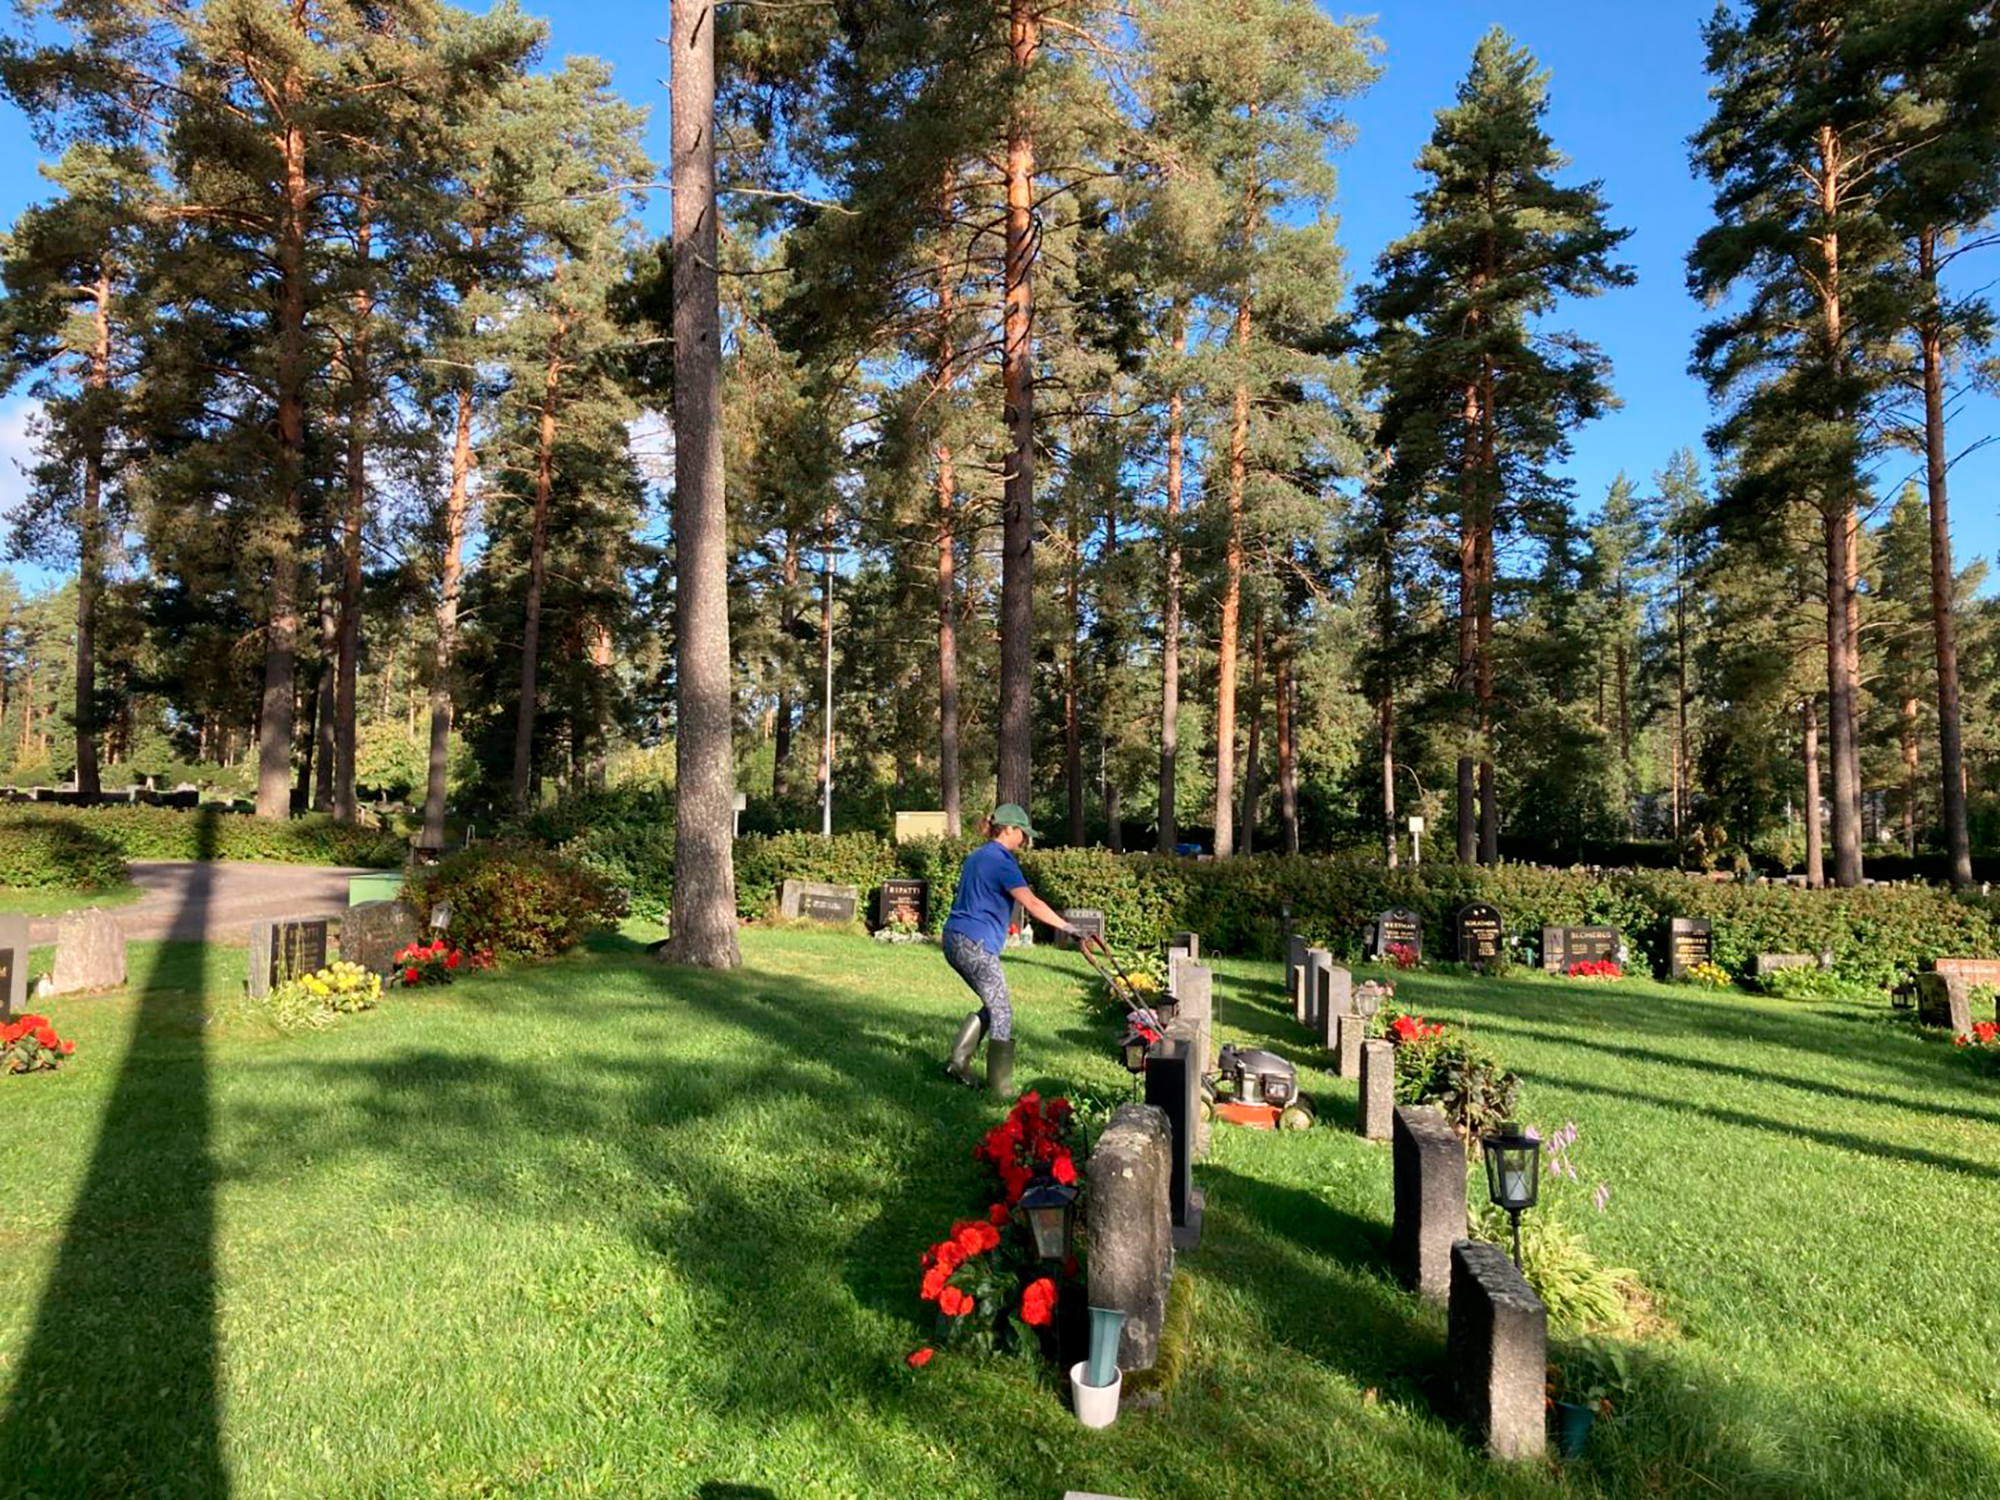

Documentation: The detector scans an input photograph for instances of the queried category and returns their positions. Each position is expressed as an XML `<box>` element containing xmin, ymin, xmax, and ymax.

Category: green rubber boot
<box><xmin>986</xmin><ymin>1037</ymin><xmax>1016</xmax><ymax>1097</ymax></box>
<box><xmin>944</xmin><ymin>1014</ymin><xmax>984</xmax><ymax>1087</ymax></box>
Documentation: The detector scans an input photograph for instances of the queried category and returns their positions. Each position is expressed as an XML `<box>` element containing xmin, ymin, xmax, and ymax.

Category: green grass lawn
<box><xmin>3</xmin><ymin>927</ymin><xmax>1997</xmax><ymax>1498</ymax></box>
<box><xmin>0</xmin><ymin>882</ymin><xmax>141</xmax><ymax>917</ymax></box>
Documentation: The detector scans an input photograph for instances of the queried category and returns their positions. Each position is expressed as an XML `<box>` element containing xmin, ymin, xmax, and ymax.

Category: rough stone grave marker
<box><xmin>248</xmin><ymin>917</ymin><xmax>330</xmax><ymax>999</ymax></box>
<box><xmin>1666</xmin><ymin>917</ymin><xmax>1713</xmax><ymax>979</ymax></box>
<box><xmin>50</xmin><ymin>909</ymin><xmax>126</xmax><ymax>996</ymax></box>
<box><xmin>1392</xmin><ymin>1106</ymin><xmax>1466</xmax><ymax>1302</ymax></box>
<box><xmin>779</xmin><ymin>879</ymin><xmax>860</xmax><ymax>925</ymax></box>
<box><xmin>1358</xmin><ymin>1039</ymin><xmax>1395</xmax><ymax>1141</ymax></box>
<box><xmin>1369</xmin><ymin>908</ymin><xmax>1422</xmax><ymax>964</ymax></box>
<box><xmin>874</xmin><ymin>878</ymin><xmax>929</xmax><ymax>931</ymax></box>
<box><xmin>0</xmin><ymin>913</ymin><xmax>28</xmax><ymax>1018</ymax></box>
<box><xmin>1085</xmin><ymin>1102</ymin><xmax>1174</xmax><ymax>1374</ymax></box>
<box><xmin>1915</xmin><ymin>973</ymin><xmax>1972</xmax><ymax>1034</ymax></box>
<box><xmin>341</xmin><ymin>900</ymin><xmax>418</xmax><ymax>974</ymax></box>
<box><xmin>1333</xmin><ymin>1011</ymin><xmax>1364</xmax><ymax>1078</ymax></box>
<box><xmin>1456</xmin><ymin>902</ymin><xmax>1504</xmax><ymax>970</ymax></box>
<box><xmin>1449</xmin><ymin>1239</ymin><xmax>1547</xmax><ymax>1461</ymax></box>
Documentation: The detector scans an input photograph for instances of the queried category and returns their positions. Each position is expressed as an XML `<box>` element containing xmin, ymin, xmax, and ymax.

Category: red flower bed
<box><xmin>2</xmin><ymin>1012</ymin><xmax>75</xmax><ymax>1074</ymax></box>
<box><xmin>394</xmin><ymin>940</ymin><xmax>491</xmax><ymax>987</ymax></box>
<box><xmin>1567</xmin><ymin>959</ymin><xmax>1623</xmax><ymax>981</ymax></box>
<box><xmin>1385</xmin><ymin>1011</ymin><xmax>1446</xmax><ymax>1044</ymax></box>
<box><xmin>1384</xmin><ymin>941</ymin><xmax>1421</xmax><ymax>970</ymax></box>
<box><xmin>908</xmin><ymin>1092</ymin><xmax>1086</xmax><ymax>1372</ymax></box>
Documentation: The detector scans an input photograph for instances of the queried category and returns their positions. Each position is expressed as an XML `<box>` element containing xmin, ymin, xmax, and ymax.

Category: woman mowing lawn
<box><xmin>941</xmin><ymin>803</ymin><xmax>1102</xmax><ymax>1094</ymax></box>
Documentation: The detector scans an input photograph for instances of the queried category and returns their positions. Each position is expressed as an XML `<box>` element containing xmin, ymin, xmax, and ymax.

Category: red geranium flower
<box><xmin>920</xmin><ymin>1266</ymin><xmax>948</xmax><ymax>1302</ymax></box>
<box><xmin>446</xmin><ymin>951</ymin><xmax>462</xmax><ymax>970</ymax></box>
<box><xmin>987</xmin><ymin>1202</ymin><xmax>1008</xmax><ymax>1226</ymax></box>
<box><xmin>60</xmin><ymin>1040</ymin><xmax>74</xmax><ymax>1056</ymax></box>
<box><xmin>403</xmin><ymin>967</ymin><xmax>421</xmax><ymax>985</ymax></box>
<box><xmin>1050</xmin><ymin>1152</ymin><xmax>1077</xmax><ymax>1187</ymax></box>
<box><xmin>935</xmin><ymin>1241</ymin><xmax>965</xmax><ymax>1274</ymax></box>
<box><xmin>34</xmin><ymin>1026</ymin><xmax>56</xmax><ymax>1048</ymax></box>
<box><xmin>1020</xmin><ymin>1276</ymin><xmax>1057</xmax><ymax>1328</ymax></box>
<box><xmin>939</xmin><ymin>1286</ymin><xmax>971</xmax><ymax>1317</ymax></box>
<box><xmin>907</xmin><ymin>1347</ymin><xmax>934</xmax><ymax>1369</ymax></box>
<box><xmin>954</xmin><ymin>1223</ymin><xmax>986</xmax><ymax>1257</ymax></box>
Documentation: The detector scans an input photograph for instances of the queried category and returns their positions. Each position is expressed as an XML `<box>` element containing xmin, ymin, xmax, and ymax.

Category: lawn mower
<box><xmin>1200</xmin><ymin>1043</ymin><xmax>1316</xmax><ymax>1131</ymax></box>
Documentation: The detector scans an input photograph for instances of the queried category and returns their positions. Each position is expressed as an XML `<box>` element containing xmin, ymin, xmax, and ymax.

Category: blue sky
<box><xmin>0</xmin><ymin>2</ymin><xmax>1992</xmax><ymax>585</ymax></box>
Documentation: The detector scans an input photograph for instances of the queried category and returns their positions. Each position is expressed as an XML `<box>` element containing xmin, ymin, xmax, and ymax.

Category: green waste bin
<box><xmin>348</xmin><ymin>874</ymin><xmax>405</xmax><ymax>906</ymax></box>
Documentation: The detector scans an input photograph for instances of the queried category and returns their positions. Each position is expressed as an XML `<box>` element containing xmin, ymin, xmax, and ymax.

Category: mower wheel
<box><xmin>1198</xmin><ymin>1094</ymin><xmax>1214</xmax><ymax>1124</ymax></box>
<box><xmin>1278</xmin><ymin>1100</ymin><xmax>1315</xmax><ymax>1131</ymax></box>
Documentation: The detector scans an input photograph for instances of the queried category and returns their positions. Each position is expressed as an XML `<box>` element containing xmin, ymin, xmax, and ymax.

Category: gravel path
<box><xmin>28</xmin><ymin>861</ymin><xmax>384</xmax><ymax>945</ymax></box>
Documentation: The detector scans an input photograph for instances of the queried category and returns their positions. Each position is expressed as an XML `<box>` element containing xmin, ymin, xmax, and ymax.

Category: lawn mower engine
<box><xmin>1202</xmin><ymin>1044</ymin><xmax>1315</xmax><ymax>1131</ymax></box>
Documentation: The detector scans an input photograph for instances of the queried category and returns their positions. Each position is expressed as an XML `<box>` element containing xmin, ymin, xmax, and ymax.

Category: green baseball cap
<box><xmin>990</xmin><ymin>803</ymin><xmax>1041</xmax><ymax>839</ymax></box>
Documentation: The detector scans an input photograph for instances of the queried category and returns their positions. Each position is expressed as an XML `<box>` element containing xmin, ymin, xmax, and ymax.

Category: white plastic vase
<box><xmin>1069</xmin><ymin>1361</ymin><xmax>1122</xmax><ymax>1428</ymax></box>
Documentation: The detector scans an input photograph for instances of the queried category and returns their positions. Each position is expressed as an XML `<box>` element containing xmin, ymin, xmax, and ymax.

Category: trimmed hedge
<box><xmin>0</xmin><ymin>817</ymin><xmax>130</xmax><ymax>890</ymax></box>
<box><xmin>0</xmin><ymin>804</ymin><xmax>405</xmax><ymax>867</ymax></box>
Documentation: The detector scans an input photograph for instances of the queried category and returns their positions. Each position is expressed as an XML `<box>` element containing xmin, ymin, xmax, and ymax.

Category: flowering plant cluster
<box><xmin>255</xmin><ymin>961</ymin><xmax>382</xmax><ymax>1034</ymax></box>
<box><xmin>1567</xmin><ymin>959</ymin><xmax>1623</xmax><ymax>981</ymax></box>
<box><xmin>1682</xmin><ymin>961</ymin><xmax>1731</xmax><ymax>989</ymax></box>
<box><xmin>2</xmin><ymin>1012</ymin><xmax>74</xmax><ymax>1073</ymax></box>
<box><xmin>394</xmin><ymin>939</ymin><xmax>487</xmax><ymax>987</ymax></box>
<box><xmin>1378</xmin><ymin>1010</ymin><xmax>1447</xmax><ymax>1045</ymax></box>
<box><xmin>1954</xmin><ymin>1020</ymin><xmax>1999</xmax><ymax>1050</ymax></box>
<box><xmin>908</xmin><ymin>1092</ymin><xmax>1083</xmax><ymax>1373</ymax></box>
<box><xmin>1384</xmin><ymin>941</ymin><xmax>1421</xmax><ymax>970</ymax></box>
<box><xmin>973</xmin><ymin>1090</ymin><xmax>1079</xmax><ymax>1206</ymax></box>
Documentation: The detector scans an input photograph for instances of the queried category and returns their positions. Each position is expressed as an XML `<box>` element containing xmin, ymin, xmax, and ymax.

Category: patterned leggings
<box><xmin>944</xmin><ymin>930</ymin><xmax>1012</xmax><ymax>1042</ymax></box>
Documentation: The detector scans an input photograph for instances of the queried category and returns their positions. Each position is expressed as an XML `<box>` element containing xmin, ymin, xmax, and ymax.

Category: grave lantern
<box><xmin>1119</xmin><ymin>1028</ymin><xmax>1152</xmax><ymax>1074</ymax></box>
<box><xmin>1355</xmin><ymin>982</ymin><xmax>1384</xmax><ymax>1021</ymax></box>
<box><xmin>1481</xmin><ymin>1121</ymin><xmax>1540</xmax><ymax>1270</ymax></box>
<box><xmin>1015</xmin><ymin>1175</ymin><xmax>1078</xmax><ymax>1261</ymax></box>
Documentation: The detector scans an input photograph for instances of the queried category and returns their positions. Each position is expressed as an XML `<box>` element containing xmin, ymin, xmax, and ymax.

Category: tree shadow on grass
<box><xmin>1511</xmin><ymin>1066</ymin><xmax>2000</xmax><ymax>1181</ymax></box>
<box><xmin>1</xmin><ymin>811</ymin><xmax>223</xmax><ymax>1493</ymax></box>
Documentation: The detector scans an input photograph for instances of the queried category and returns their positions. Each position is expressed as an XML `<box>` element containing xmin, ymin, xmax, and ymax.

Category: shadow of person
<box><xmin>1</xmin><ymin>808</ymin><xmax>225</xmax><ymax>1492</ymax></box>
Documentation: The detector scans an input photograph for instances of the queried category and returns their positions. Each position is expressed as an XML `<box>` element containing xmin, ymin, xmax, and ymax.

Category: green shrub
<box><xmin>527</xmin><ymin>788</ymin><xmax>677</xmax><ymax>921</ymax></box>
<box><xmin>0</xmin><ymin>817</ymin><xmax>130</xmax><ymax>889</ymax></box>
<box><xmin>0</xmin><ymin>804</ymin><xmax>404</xmax><ymax>867</ymax></box>
<box><xmin>732</xmin><ymin>831</ymin><xmax>899</xmax><ymax>920</ymax></box>
<box><xmin>1388</xmin><ymin>1026</ymin><xmax>1522</xmax><ymax>1141</ymax></box>
<box><xmin>1477</xmin><ymin>1205</ymin><xmax>1640</xmax><ymax>1336</ymax></box>
<box><xmin>403</xmin><ymin>845</ymin><xmax>625</xmax><ymax>960</ymax></box>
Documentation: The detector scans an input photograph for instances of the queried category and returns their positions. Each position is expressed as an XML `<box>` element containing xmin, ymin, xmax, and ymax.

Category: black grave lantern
<box><xmin>1119</xmin><ymin>1028</ymin><xmax>1152</xmax><ymax>1074</ymax></box>
<box><xmin>1015</xmin><ymin>1175</ymin><xmax>1078</xmax><ymax>1261</ymax></box>
<box><xmin>1481</xmin><ymin>1121</ymin><xmax>1541</xmax><ymax>1269</ymax></box>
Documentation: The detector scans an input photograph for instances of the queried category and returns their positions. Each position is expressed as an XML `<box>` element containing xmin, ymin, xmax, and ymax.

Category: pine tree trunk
<box><xmin>816</xmin><ymin>503</ymin><xmax>835</xmax><ymax>824</ymax></box>
<box><xmin>73</xmin><ymin>269</ymin><xmax>109</xmax><ymax>800</ymax></box>
<box><xmin>665</xmin><ymin>0</ymin><xmax>740</xmax><ymax>967</ymax></box>
<box><xmin>1825</xmin><ymin>501</ymin><xmax>1863</xmax><ymax>886</ymax></box>
<box><xmin>333</xmin><ymin>194</ymin><xmax>372</xmax><ymax>824</ymax></box>
<box><xmin>1901</xmin><ymin>690</ymin><xmax>1919</xmax><ymax>857</ymax></box>
<box><xmin>510</xmin><ymin>317</ymin><xmax>566</xmax><ymax>812</ymax></box>
<box><xmin>422</xmin><ymin>379</ymin><xmax>475</xmax><ymax>849</ymax></box>
<box><xmin>1276</xmin><ymin>638</ymin><xmax>1298</xmax><ymax>854</ymax></box>
<box><xmin>773</xmin><ymin>530</ymin><xmax>797</xmax><ymax>802</ymax></box>
<box><xmin>313</xmin><ymin>535</ymin><xmax>338</xmax><ymax>810</ymax></box>
<box><xmin>1065</xmin><ymin>489</ymin><xmax>1082</xmax><ymax>845</ymax></box>
<box><xmin>1456</xmin><ymin>383</ymin><xmax>1479</xmax><ymax>864</ymax></box>
<box><xmin>995</xmin><ymin>0</ymin><xmax>1038</xmax><ymax>809</ymax></box>
<box><xmin>1158</xmin><ymin>307</ymin><xmax>1186</xmax><ymax>853</ymax></box>
<box><xmin>1803</xmin><ymin>696</ymin><xmax>1823</xmax><ymax>888</ymax></box>
<box><xmin>1918</xmin><ymin>228</ymin><xmax>1972</xmax><ymax>887</ymax></box>
<box><xmin>1475</xmin><ymin>357</ymin><xmax>1499</xmax><ymax>865</ymax></box>
<box><xmin>1675</xmin><ymin>540</ymin><xmax>1689</xmax><ymax>839</ymax></box>
<box><xmin>256</xmin><ymin>103</ymin><xmax>310</xmax><ymax>820</ymax></box>
<box><xmin>1239</xmin><ymin>617</ymin><xmax>1263</xmax><ymax>855</ymax></box>
<box><xmin>935</xmin><ymin>169</ymin><xmax>962</xmax><ymax>838</ymax></box>
<box><xmin>1214</xmin><ymin>285</ymin><xmax>1253</xmax><ymax>857</ymax></box>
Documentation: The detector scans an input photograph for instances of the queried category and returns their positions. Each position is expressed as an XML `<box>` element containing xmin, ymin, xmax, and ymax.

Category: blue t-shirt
<box><xmin>944</xmin><ymin>840</ymin><xmax>1028</xmax><ymax>954</ymax></box>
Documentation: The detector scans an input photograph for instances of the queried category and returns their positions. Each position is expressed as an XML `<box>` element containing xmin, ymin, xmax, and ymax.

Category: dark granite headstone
<box><xmin>1449</xmin><ymin>1239</ymin><xmax>1547</xmax><ymax>1461</ymax></box>
<box><xmin>780</xmin><ymin>879</ymin><xmax>860</xmax><ymax>924</ymax></box>
<box><xmin>1059</xmin><ymin>908</ymin><xmax>1106</xmax><ymax>949</ymax></box>
<box><xmin>1541</xmin><ymin>925</ymin><xmax>1619</xmax><ymax>973</ymax></box>
<box><xmin>875</xmin><ymin>877</ymin><xmax>929</xmax><ymax>931</ymax></box>
<box><xmin>1455</xmin><ymin>902</ymin><xmax>1504</xmax><ymax>970</ymax></box>
<box><xmin>0</xmin><ymin>913</ymin><xmax>27</xmax><ymax>1019</ymax></box>
<box><xmin>1370</xmin><ymin>908</ymin><xmax>1423</xmax><ymax>963</ymax></box>
<box><xmin>1143</xmin><ymin>1037</ymin><xmax>1203</xmax><ymax>1249</ymax></box>
<box><xmin>1667</xmin><ymin>917</ymin><xmax>1713</xmax><ymax>979</ymax></box>
<box><xmin>249</xmin><ymin>917</ymin><xmax>330</xmax><ymax>999</ymax></box>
